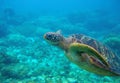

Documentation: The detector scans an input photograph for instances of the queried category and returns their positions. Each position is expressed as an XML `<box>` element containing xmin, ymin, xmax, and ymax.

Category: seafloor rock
<box><xmin>0</xmin><ymin>14</ymin><xmax>118</xmax><ymax>83</ymax></box>
<box><xmin>10</xmin><ymin>16</ymin><xmax>61</xmax><ymax>37</ymax></box>
<box><xmin>1</xmin><ymin>63</ymin><xmax>32</xmax><ymax>79</ymax></box>
<box><xmin>6</xmin><ymin>33</ymin><xmax>28</xmax><ymax>47</ymax></box>
<box><xmin>0</xmin><ymin>23</ymin><xmax>9</xmax><ymax>38</ymax></box>
<box><xmin>3</xmin><ymin>8</ymin><xmax>15</xmax><ymax>18</ymax></box>
<box><xmin>8</xmin><ymin>15</ymin><xmax>90</xmax><ymax>37</ymax></box>
<box><xmin>35</xmin><ymin>27</ymin><xmax>51</xmax><ymax>37</ymax></box>
<box><xmin>103</xmin><ymin>35</ymin><xmax>120</xmax><ymax>52</ymax></box>
<box><xmin>110</xmin><ymin>24</ymin><xmax>120</xmax><ymax>34</ymax></box>
<box><xmin>102</xmin><ymin>76</ymin><xmax>112</xmax><ymax>82</ymax></box>
<box><xmin>2</xmin><ymin>8</ymin><xmax>25</xmax><ymax>26</ymax></box>
<box><xmin>10</xmin><ymin>22</ymin><xmax>38</xmax><ymax>37</ymax></box>
<box><xmin>0</xmin><ymin>46</ymin><xmax>19</xmax><ymax>65</ymax></box>
<box><xmin>33</xmin><ymin>16</ymin><xmax>66</xmax><ymax>29</ymax></box>
<box><xmin>67</xmin><ymin>11</ymin><xmax>118</xmax><ymax>33</ymax></box>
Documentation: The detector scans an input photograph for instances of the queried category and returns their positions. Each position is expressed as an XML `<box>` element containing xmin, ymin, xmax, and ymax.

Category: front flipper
<box><xmin>69</xmin><ymin>43</ymin><xmax>110</xmax><ymax>67</ymax></box>
<box><xmin>89</xmin><ymin>56</ymin><xmax>108</xmax><ymax>69</ymax></box>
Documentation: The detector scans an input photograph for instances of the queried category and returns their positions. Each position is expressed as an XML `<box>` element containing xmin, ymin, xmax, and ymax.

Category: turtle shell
<box><xmin>71</xmin><ymin>34</ymin><xmax>120</xmax><ymax>75</ymax></box>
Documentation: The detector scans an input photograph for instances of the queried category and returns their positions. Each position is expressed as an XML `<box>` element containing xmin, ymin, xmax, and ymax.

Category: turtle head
<box><xmin>44</xmin><ymin>30</ymin><xmax>64</xmax><ymax>45</ymax></box>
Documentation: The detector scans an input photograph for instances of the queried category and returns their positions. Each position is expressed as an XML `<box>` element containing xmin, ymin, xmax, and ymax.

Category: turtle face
<box><xmin>44</xmin><ymin>32</ymin><xmax>63</xmax><ymax>45</ymax></box>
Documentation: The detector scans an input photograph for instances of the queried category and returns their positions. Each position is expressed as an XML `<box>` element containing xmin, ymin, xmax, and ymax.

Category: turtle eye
<box><xmin>46</xmin><ymin>34</ymin><xmax>52</xmax><ymax>40</ymax></box>
<box><xmin>47</xmin><ymin>34</ymin><xmax>52</xmax><ymax>38</ymax></box>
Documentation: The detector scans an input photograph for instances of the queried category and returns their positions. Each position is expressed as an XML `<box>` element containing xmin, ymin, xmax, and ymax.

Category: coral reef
<box><xmin>2</xmin><ymin>8</ymin><xmax>25</xmax><ymax>26</ymax></box>
<box><xmin>110</xmin><ymin>24</ymin><xmax>120</xmax><ymax>34</ymax></box>
<box><xmin>103</xmin><ymin>34</ymin><xmax>120</xmax><ymax>53</ymax></box>
<box><xmin>0</xmin><ymin>23</ymin><xmax>9</xmax><ymax>38</ymax></box>
<box><xmin>0</xmin><ymin>29</ymin><xmax>118</xmax><ymax>83</ymax></box>
<box><xmin>6</xmin><ymin>33</ymin><xmax>29</xmax><ymax>47</ymax></box>
<box><xmin>0</xmin><ymin>12</ymin><xmax>120</xmax><ymax>83</ymax></box>
<box><xmin>67</xmin><ymin>11</ymin><xmax>118</xmax><ymax>32</ymax></box>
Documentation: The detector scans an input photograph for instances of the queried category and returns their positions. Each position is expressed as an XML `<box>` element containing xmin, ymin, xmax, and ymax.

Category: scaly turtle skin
<box><xmin>44</xmin><ymin>30</ymin><xmax>120</xmax><ymax>76</ymax></box>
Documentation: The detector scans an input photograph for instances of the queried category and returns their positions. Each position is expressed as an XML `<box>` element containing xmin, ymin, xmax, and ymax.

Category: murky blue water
<box><xmin>0</xmin><ymin>0</ymin><xmax>120</xmax><ymax>82</ymax></box>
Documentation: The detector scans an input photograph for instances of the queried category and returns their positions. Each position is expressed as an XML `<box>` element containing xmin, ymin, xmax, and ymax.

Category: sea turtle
<box><xmin>44</xmin><ymin>30</ymin><xmax>120</xmax><ymax>76</ymax></box>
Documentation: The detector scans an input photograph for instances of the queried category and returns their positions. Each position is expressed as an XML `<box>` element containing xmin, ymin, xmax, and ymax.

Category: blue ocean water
<box><xmin>0</xmin><ymin>0</ymin><xmax>120</xmax><ymax>82</ymax></box>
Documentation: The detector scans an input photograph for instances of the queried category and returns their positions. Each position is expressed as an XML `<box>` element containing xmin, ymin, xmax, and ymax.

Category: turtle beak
<box><xmin>43</xmin><ymin>34</ymin><xmax>47</xmax><ymax>39</ymax></box>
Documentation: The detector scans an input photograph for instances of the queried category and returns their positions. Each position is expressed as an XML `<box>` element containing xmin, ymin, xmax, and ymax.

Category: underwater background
<box><xmin>0</xmin><ymin>0</ymin><xmax>120</xmax><ymax>83</ymax></box>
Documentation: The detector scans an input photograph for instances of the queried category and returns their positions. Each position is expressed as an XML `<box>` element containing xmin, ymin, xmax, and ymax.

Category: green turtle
<box><xmin>44</xmin><ymin>30</ymin><xmax>120</xmax><ymax>76</ymax></box>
